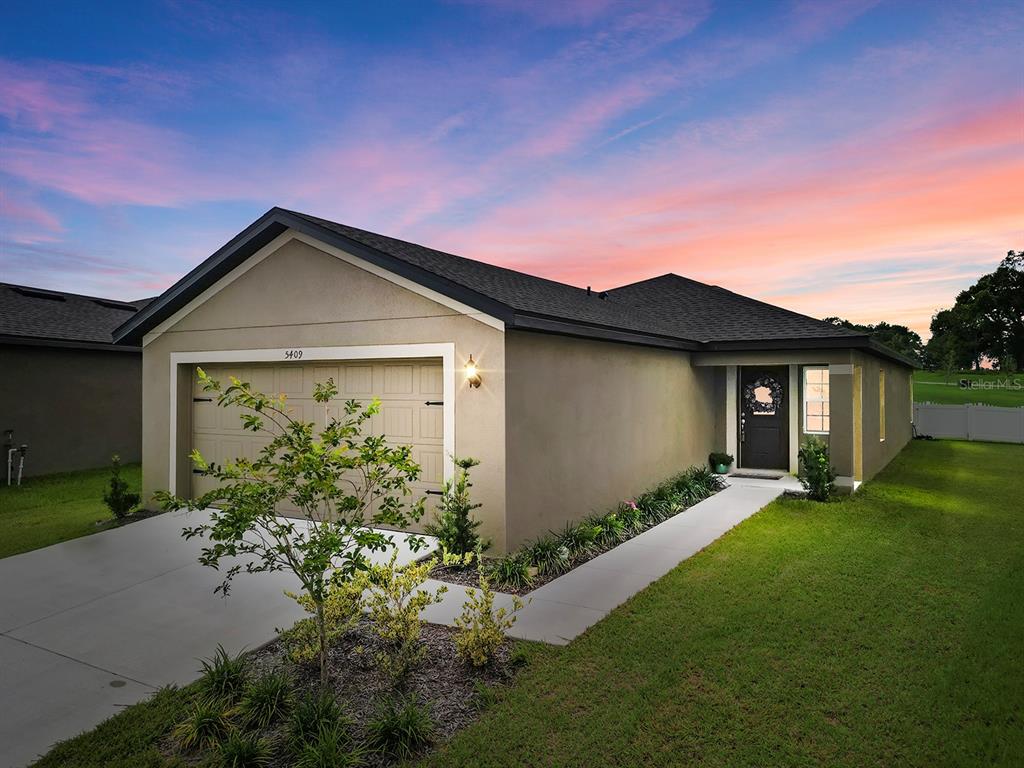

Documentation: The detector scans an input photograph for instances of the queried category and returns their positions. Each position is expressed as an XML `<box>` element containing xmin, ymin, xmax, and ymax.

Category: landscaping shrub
<box><xmin>425</xmin><ymin>456</ymin><xmax>488</xmax><ymax>558</ymax></box>
<box><xmin>526</xmin><ymin>536</ymin><xmax>571</xmax><ymax>577</ymax></box>
<box><xmin>555</xmin><ymin>520</ymin><xmax>602</xmax><ymax>560</ymax></box>
<box><xmin>293</xmin><ymin>725</ymin><xmax>365</xmax><ymax>768</ymax></box>
<box><xmin>216</xmin><ymin>731</ymin><xmax>273</xmax><ymax>768</ymax></box>
<box><xmin>616</xmin><ymin>501</ymin><xmax>646</xmax><ymax>535</ymax></box>
<box><xmin>102</xmin><ymin>454</ymin><xmax>140</xmax><ymax>520</ymax></box>
<box><xmin>365</xmin><ymin>694</ymin><xmax>435</xmax><ymax>759</ymax></box>
<box><xmin>280</xmin><ymin>580</ymin><xmax>364</xmax><ymax>665</ymax></box>
<box><xmin>172</xmin><ymin>697</ymin><xmax>231</xmax><ymax>751</ymax></box>
<box><xmin>236</xmin><ymin>671</ymin><xmax>292</xmax><ymax>730</ymax></box>
<box><xmin>798</xmin><ymin>437</ymin><xmax>837</xmax><ymax>501</ymax></box>
<box><xmin>363</xmin><ymin>552</ymin><xmax>446</xmax><ymax>684</ymax></box>
<box><xmin>287</xmin><ymin>691</ymin><xmax>353</xmax><ymax>753</ymax></box>
<box><xmin>454</xmin><ymin>567</ymin><xmax>524</xmax><ymax>667</ymax></box>
<box><xmin>197</xmin><ymin>645</ymin><xmax>250</xmax><ymax>705</ymax></box>
<box><xmin>486</xmin><ymin>551</ymin><xmax>534</xmax><ymax>591</ymax></box>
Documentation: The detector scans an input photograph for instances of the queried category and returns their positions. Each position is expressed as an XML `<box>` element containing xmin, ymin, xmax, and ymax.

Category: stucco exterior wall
<box><xmin>141</xmin><ymin>236</ymin><xmax>509</xmax><ymax>550</ymax></box>
<box><xmin>855</xmin><ymin>350</ymin><xmax>913</xmax><ymax>481</ymax></box>
<box><xmin>504</xmin><ymin>331</ymin><xmax>717</xmax><ymax>550</ymax></box>
<box><xmin>0</xmin><ymin>344</ymin><xmax>142</xmax><ymax>476</ymax></box>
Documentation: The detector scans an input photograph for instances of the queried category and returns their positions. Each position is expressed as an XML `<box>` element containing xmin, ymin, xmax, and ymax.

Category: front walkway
<box><xmin>0</xmin><ymin>512</ymin><xmax>428</xmax><ymax>768</ymax></box>
<box><xmin>423</xmin><ymin>475</ymin><xmax>793</xmax><ymax>645</ymax></box>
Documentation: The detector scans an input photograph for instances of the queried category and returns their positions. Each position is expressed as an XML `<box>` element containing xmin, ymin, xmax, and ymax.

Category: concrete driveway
<box><xmin>0</xmin><ymin>510</ymin><xmax>427</xmax><ymax>768</ymax></box>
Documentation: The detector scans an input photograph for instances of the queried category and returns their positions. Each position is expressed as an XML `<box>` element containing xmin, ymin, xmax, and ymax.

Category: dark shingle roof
<box><xmin>284</xmin><ymin>211</ymin><xmax>685</xmax><ymax>340</ymax></box>
<box><xmin>0</xmin><ymin>283</ymin><xmax>153</xmax><ymax>345</ymax></box>
<box><xmin>115</xmin><ymin>207</ymin><xmax>913</xmax><ymax>365</ymax></box>
<box><xmin>604</xmin><ymin>274</ymin><xmax>863</xmax><ymax>343</ymax></box>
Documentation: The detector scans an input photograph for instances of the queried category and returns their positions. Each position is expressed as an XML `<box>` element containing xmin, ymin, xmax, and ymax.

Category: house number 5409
<box><xmin>284</xmin><ymin>349</ymin><xmax>303</xmax><ymax>360</ymax></box>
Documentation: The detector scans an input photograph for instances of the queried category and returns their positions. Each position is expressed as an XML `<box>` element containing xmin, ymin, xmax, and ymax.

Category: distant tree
<box><xmin>824</xmin><ymin>317</ymin><xmax>924</xmax><ymax>365</ymax></box>
<box><xmin>924</xmin><ymin>251</ymin><xmax>1023</xmax><ymax>372</ymax></box>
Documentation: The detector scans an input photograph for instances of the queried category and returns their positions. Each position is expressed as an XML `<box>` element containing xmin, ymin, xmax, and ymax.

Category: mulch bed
<box><xmin>162</xmin><ymin>618</ymin><xmax>522</xmax><ymax>767</ymax></box>
<box><xmin>94</xmin><ymin>509</ymin><xmax>164</xmax><ymax>530</ymax></box>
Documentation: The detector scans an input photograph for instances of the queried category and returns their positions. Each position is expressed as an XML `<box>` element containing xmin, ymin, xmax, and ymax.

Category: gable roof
<box><xmin>114</xmin><ymin>207</ymin><xmax>915</xmax><ymax>366</ymax></box>
<box><xmin>1</xmin><ymin>283</ymin><xmax>153</xmax><ymax>351</ymax></box>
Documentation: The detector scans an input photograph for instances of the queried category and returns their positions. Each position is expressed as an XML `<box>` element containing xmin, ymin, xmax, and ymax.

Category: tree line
<box><xmin>825</xmin><ymin>250</ymin><xmax>1023</xmax><ymax>372</ymax></box>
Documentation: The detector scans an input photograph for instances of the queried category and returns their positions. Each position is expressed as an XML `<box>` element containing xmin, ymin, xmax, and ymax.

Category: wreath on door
<box><xmin>743</xmin><ymin>375</ymin><xmax>784</xmax><ymax>414</ymax></box>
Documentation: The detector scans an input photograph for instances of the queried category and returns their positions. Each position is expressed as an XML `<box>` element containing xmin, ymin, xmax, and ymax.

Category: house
<box><xmin>0</xmin><ymin>283</ymin><xmax>152</xmax><ymax>477</ymax></box>
<box><xmin>114</xmin><ymin>208</ymin><xmax>915</xmax><ymax>552</ymax></box>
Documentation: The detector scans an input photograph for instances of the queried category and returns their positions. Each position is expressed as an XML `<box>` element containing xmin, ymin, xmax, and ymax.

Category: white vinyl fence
<box><xmin>914</xmin><ymin>403</ymin><xmax>1024</xmax><ymax>443</ymax></box>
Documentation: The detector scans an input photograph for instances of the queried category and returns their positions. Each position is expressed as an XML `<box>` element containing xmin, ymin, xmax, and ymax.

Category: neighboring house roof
<box><xmin>114</xmin><ymin>207</ymin><xmax>915</xmax><ymax>366</ymax></box>
<box><xmin>0</xmin><ymin>283</ymin><xmax>153</xmax><ymax>351</ymax></box>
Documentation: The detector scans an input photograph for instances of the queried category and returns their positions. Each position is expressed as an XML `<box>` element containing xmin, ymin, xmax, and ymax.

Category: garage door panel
<box><xmin>191</xmin><ymin>359</ymin><xmax>445</xmax><ymax>516</ymax></box>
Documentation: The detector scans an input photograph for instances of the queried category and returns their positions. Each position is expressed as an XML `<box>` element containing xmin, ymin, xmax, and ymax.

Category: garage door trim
<box><xmin>168</xmin><ymin>343</ymin><xmax>455</xmax><ymax>495</ymax></box>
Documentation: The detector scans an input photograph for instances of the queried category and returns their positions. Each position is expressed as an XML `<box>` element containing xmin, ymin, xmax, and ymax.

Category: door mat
<box><xmin>730</xmin><ymin>472</ymin><xmax>785</xmax><ymax>480</ymax></box>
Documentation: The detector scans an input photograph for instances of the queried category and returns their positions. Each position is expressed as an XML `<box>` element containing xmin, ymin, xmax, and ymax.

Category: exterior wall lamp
<box><xmin>465</xmin><ymin>355</ymin><xmax>482</xmax><ymax>388</ymax></box>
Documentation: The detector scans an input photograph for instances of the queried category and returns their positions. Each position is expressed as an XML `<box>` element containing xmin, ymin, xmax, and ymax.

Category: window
<box><xmin>803</xmin><ymin>366</ymin><xmax>830</xmax><ymax>434</ymax></box>
<box><xmin>879</xmin><ymin>369</ymin><xmax>886</xmax><ymax>441</ymax></box>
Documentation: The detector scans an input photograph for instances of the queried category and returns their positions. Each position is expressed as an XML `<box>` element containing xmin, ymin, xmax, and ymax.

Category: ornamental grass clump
<box><xmin>196</xmin><ymin>645</ymin><xmax>250</xmax><ymax>705</ymax></box>
<box><xmin>365</xmin><ymin>693</ymin><xmax>435</xmax><ymax>759</ymax></box>
<box><xmin>485</xmin><ymin>551</ymin><xmax>534</xmax><ymax>591</ymax></box>
<box><xmin>235</xmin><ymin>671</ymin><xmax>292</xmax><ymax>730</ymax></box>
<box><xmin>287</xmin><ymin>691</ymin><xmax>354</xmax><ymax>755</ymax></box>
<box><xmin>216</xmin><ymin>731</ymin><xmax>273</xmax><ymax>768</ymax></box>
<box><xmin>173</xmin><ymin>697</ymin><xmax>232</xmax><ymax>752</ymax></box>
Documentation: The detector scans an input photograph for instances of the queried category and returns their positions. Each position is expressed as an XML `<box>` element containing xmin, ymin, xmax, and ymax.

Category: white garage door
<box><xmin>192</xmin><ymin>359</ymin><xmax>445</xmax><ymax>518</ymax></box>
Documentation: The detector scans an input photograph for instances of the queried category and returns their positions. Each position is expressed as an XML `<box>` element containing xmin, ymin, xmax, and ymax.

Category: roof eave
<box><xmin>0</xmin><ymin>333</ymin><xmax>141</xmax><ymax>353</ymax></box>
<box><xmin>510</xmin><ymin>313</ymin><xmax>701</xmax><ymax>351</ymax></box>
<box><xmin>701</xmin><ymin>335</ymin><xmax>919</xmax><ymax>368</ymax></box>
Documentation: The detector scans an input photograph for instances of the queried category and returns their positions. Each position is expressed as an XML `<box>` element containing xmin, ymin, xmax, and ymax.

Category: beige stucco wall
<box><xmin>855</xmin><ymin>351</ymin><xmax>913</xmax><ymax>481</ymax></box>
<box><xmin>141</xmin><ymin>235</ymin><xmax>509</xmax><ymax>550</ymax></box>
<box><xmin>504</xmin><ymin>331</ymin><xmax>717</xmax><ymax>550</ymax></box>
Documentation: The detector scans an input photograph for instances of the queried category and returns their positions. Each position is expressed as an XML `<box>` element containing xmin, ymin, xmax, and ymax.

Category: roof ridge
<box><xmin>0</xmin><ymin>281</ymin><xmax>145</xmax><ymax>308</ymax></box>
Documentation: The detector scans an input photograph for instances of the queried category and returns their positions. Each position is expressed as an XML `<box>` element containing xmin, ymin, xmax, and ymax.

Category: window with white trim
<box><xmin>803</xmin><ymin>366</ymin><xmax>830</xmax><ymax>434</ymax></box>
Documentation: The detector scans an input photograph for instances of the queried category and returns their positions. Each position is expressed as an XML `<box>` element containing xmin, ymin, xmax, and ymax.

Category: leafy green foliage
<box><xmin>454</xmin><ymin>566</ymin><xmax>524</xmax><ymax>667</ymax></box>
<box><xmin>279</xmin><ymin>580</ymin><xmax>363</xmax><ymax>665</ymax></box>
<box><xmin>826</xmin><ymin>317</ymin><xmax>925</xmax><ymax>365</ymax></box>
<box><xmin>555</xmin><ymin>520</ymin><xmax>602</xmax><ymax>560</ymax></box>
<box><xmin>216</xmin><ymin>731</ymin><xmax>273</xmax><ymax>768</ymax></box>
<box><xmin>363</xmin><ymin>552</ymin><xmax>446</xmax><ymax>684</ymax></box>
<box><xmin>365</xmin><ymin>694</ymin><xmax>435</xmax><ymax>759</ymax></box>
<box><xmin>293</xmin><ymin>725</ymin><xmax>365</xmax><ymax>768</ymax></box>
<box><xmin>157</xmin><ymin>369</ymin><xmax>427</xmax><ymax>684</ymax></box>
<box><xmin>526</xmin><ymin>536</ymin><xmax>571</xmax><ymax>577</ymax></box>
<box><xmin>486</xmin><ymin>551</ymin><xmax>534</xmax><ymax>591</ymax></box>
<box><xmin>708</xmin><ymin>451</ymin><xmax>734</xmax><ymax>468</ymax></box>
<box><xmin>798</xmin><ymin>437</ymin><xmax>837</xmax><ymax>501</ymax></box>
<box><xmin>197</xmin><ymin>645</ymin><xmax>250</xmax><ymax>705</ymax></box>
<box><xmin>287</xmin><ymin>691</ymin><xmax>353</xmax><ymax>754</ymax></box>
<box><xmin>425</xmin><ymin>456</ymin><xmax>488</xmax><ymax>557</ymax></box>
<box><xmin>236</xmin><ymin>672</ymin><xmax>292</xmax><ymax>730</ymax></box>
<box><xmin>172</xmin><ymin>697</ymin><xmax>231</xmax><ymax>751</ymax></box>
<box><xmin>102</xmin><ymin>454</ymin><xmax>140</xmax><ymax>520</ymax></box>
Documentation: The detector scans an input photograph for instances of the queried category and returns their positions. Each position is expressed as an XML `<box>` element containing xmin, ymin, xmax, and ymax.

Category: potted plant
<box><xmin>708</xmin><ymin>452</ymin><xmax>734</xmax><ymax>474</ymax></box>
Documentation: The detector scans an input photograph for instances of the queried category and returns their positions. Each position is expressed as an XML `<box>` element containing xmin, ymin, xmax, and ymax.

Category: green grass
<box><xmin>0</xmin><ymin>464</ymin><xmax>141</xmax><ymax>559</ymax></box>
<box><xmin>426</xmin><ymin>440</ymin><xmax>1024</xmax><ymax>768</ymax></box>
<box><xmin>28</xmin><ymin>442</ymin><xmax>1024</xmax><ymax>767</ymax></box>
<box><xmin>915</xmin><ymin>369</ymin><xmax>1024</xmax><ymax>406</ymax></box>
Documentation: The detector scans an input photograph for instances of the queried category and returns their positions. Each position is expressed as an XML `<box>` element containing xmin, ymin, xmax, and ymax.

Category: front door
<box><xmin>740</xmin><ymin>366</ymin><xmax>788</xmax><ymax>469</ymax></box>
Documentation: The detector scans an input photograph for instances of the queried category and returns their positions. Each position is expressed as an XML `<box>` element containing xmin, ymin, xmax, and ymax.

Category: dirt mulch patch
<box><xmin>163</xmin><ymin>618</ymin><xmax>523</xmax><ymax>767</ymax></box>
<box><xmin>94</xmin><ymin>509</ymin><xmax>164</xmax><ymax>530</ymax></box>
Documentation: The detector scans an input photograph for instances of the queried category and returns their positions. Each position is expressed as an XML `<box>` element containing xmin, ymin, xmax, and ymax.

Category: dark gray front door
<box><xmin>740</xmin><ymin>366</ymin><xmax>788</xmax><ymax>469</ymax></box>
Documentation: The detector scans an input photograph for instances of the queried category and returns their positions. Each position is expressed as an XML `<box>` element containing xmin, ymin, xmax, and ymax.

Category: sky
<box><xmin>1</xmin><ymin>0</ymin><xmax>1021</xmax><ymax>336</ymax></box>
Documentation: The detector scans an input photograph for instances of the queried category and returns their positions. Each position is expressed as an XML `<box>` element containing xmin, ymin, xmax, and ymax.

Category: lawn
<box><xmin>29</xmin><ymin>441</ymin><xmax>1024</xmax><ymax>767</ymax></box>
<box><xmin>0</xmin><ymin>464</ymin><xmax>142</xmax><ymax>559</ymax></box>
<box><xmin>915</xmin><ymin>369</ymin><xmax>1024</xmax><ymax>406</ymax></box>
<box><xmin>428</xmin><ymin>440</ymin><xmax>1024</xmax><ymax>767</ymax></box>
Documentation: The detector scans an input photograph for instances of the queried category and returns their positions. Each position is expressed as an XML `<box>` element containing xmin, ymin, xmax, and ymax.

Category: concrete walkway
<box><xmin>491</xmin><ymin>476</ymin><xmax>792</xmax><ymax>645</ymax></box>
<box><xmin>0</xmin><ymin>511</ymin><xmax>429</xmax><ymax>768</ymax></box>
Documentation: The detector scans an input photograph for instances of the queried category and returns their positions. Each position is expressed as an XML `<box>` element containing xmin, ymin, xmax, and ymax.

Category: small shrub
<box><xmin>798</xmin><ymin>437</ymin><xmax>837</xmax><ymax>501</ymax></box>
<box><xmin>197</xmin><ymin>645</ymin><xmax>250</xmax><ymax>704</ymax></box>
<box><xmin>454</xmin><ymin>567</ymin><xmax>524</xmax><ymax>667</ymax></box>
<box><xmin>216</xmin><ymin>731</ymin><xmax>273</xmax><ymax>768</ymax></box>
<box><xmin>364</xmin><ymin>553</ymin><xmax>446</xmax><ymax>684</ymax></box>
<box><xmin>555</xmin><ymin>520</ymin><xmax>602</xmax><ymax>560</ymax></box>
<box><xmin>617</xmin><ymin>501</ymin><xmax>646</xmax><ymax>535</ymax></box>
<box><xmin>365</xmin><ymin>694</ymin><xmax>434</xmax><ymax>759</ymax></box>
<box><xmin>173</xmin><ymin>698</ymin><xmax>231</xmax><ymax>751</ymax></box>
<box><xmin>294</xmin><ymin>725</ymin><xmax>365</xmax><ymax>768</ymax></box>
<box><xmin>591</xmin><ymin>511</ymin><xmax>627</xmax><ymax>546</ymax></box>
<box><xmin>280</xmin><ymin>579</ymin><xmax>364</xmax><ymax>665</ymax></box>
<box><xmin>287</xmin><ymin>691</ymin><xmax>353</xmax><ymax>753</ymax></box>
<box><xmin>236</xmin><ymin>671</ymin><xmax>292</xmax><ymax>730</ymax></box>
<box><xmin>486</xmin><ymin>551</ymin><xmax>534</xmax><ymax>591</ymax></box>
<box><xmin>103</xmin><ymin>454</ymin><xmax>140</xmax><ymax>520</ymax></box>
<box><xmin>526</xmin><ymin>536</ymin><xmax>570</xmax><ymax>577</ymax></box>
<box><xmin>708</xmin><ymin>451</ymin><xmax>734</xmax><ymax>469</ymax></box>
<box><xmin>425</xmin><ymin>456</ymin><xmax>488</xmax><ymax>557</ymax></box>
<box><xmin>439</xmin><ymin>548</ymin><xmax>475</xmax><ymax>569</ymax></box>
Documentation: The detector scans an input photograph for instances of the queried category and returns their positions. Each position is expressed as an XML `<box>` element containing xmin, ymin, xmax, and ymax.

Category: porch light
<box><xmin>465</xmin><ymin>355</ymin><xmax>482</xmax><ymax>388</ymax></box>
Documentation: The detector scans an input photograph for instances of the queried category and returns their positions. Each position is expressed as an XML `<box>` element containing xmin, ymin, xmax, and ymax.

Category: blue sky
<box><xmin>1</xmin><ymin>0</ymin><xmax>1021</xmax><ymax>334</ymax></box>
